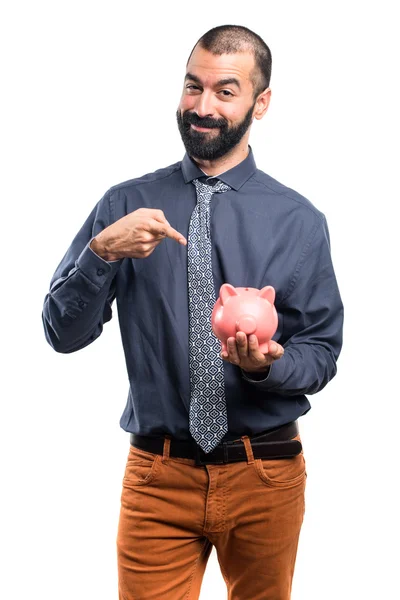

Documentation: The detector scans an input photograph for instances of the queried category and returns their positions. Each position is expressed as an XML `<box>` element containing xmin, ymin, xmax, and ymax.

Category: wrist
<box><xmin>90</xmin><ymin>234</ymin><xmax>120</xmax><ymax>262</ymax></box>
<box><xmin>242</xmin><ymin>365</ymin><xmax>271</xmax><ymax>381</ymax></box>
<box><xmin>244</xmin><ymin>364</ymin><xmax>271</xmax><ymax>373</ymax></box>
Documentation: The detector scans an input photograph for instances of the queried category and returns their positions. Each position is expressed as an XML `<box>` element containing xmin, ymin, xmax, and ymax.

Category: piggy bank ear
<box><xmin>220</xmin><ymin>283</ymin><xmax>238</xmax><ymax>306</ymax></box>
<box><xmin>258</xmin><ymin>286</ymin><xmax>275</xmax><ymax>304</ymax></box>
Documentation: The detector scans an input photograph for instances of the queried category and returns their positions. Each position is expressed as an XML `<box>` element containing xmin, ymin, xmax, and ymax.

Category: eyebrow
<box><xmin>185</xmin><ymin>72</ymin><xmax>241</xmax><ymax>90</ymax></box>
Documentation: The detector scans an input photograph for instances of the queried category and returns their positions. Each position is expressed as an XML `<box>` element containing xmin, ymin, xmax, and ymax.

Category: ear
<box><xmin>253</xmin><ymin>87</ymin><xmax>271</xmax><ymax>121</ymax></box>
<box><xmin>258</xmin><ymin>285</ymin><xmax>275</xmax><ymax>304</ymax></box>
<box><xmin>220</xmin><ymin>283</ymin><xmax>238</xmax><ymax>306</ymax></box>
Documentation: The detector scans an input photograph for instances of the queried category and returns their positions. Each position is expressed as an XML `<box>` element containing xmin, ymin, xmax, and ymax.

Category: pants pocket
<box><xmin>123</xmin><ymin>445</ymin><xmax>161</xmax><ymax>487</ymax></box>
<box><xmin>254</xmin><ymin>433</ymin><xmax>307</xmax><ymax>488</ymax></box>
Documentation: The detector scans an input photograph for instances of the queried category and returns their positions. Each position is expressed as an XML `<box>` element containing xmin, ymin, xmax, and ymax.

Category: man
<box><xmin>42</xmin><ymin>25</ymin><xmax>343</xmax><ymax>600</ymax></box>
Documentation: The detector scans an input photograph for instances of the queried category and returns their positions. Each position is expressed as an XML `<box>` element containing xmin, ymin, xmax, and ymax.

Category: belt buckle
<box><xmin>194</xmin><ymin>442</ymin><xmax>228</xmax><ymax>466</ymax></box>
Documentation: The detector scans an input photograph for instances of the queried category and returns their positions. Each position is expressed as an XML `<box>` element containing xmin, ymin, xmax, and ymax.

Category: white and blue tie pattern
<box><xmin>188</xmin><ymin>178</ymin><xmax>231</xmax><ymax>453</ymax></box>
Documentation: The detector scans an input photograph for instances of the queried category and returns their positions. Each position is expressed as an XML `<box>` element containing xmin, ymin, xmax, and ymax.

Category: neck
<box><xmin>190</xmin><ymin>138</ymin><xmax>250</xmax><ymax>176</ymax></box>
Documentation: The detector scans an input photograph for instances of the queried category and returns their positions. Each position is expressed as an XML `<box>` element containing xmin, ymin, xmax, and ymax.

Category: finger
<box><xmin>167</xmin><ymin>226</ymin><xmax>187</xmax><ymax>245</ymax></box>
<box><xmin>235</xmin><ymin>331</ymin><xmax>249</xmax><ymax>357</ymax></box>
<box><xmin>220</xmin><ymin>342</ymin><xmax>229</xmax><ymax>360</ymax></box>
<box><xmin>226</xmin><ymin>336</ymin><xmax>240</xmax><ymax>364</ymax></box>
<box><xmin>247</xmin><ymin>334</ymin><xmax>266</xmax><ymax>360</ymax></box>
<box><xmin>141</xmin><ymin>210</ymin><xmax>187</xmax><ymax>245</ymax></box>
<box><xmin>153</xmin><ymin>222</ymin><xmax>187</xmax><ymax>246</ymax></box>
<box><xmin>268</xmin><ymin>341</ymin><xmax>284</xmax><ymax>359</ymax></box>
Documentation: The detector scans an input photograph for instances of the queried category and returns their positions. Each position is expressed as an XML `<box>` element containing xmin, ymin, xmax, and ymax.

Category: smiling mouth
<box><xmin>190</xmin><ymin>124</ymin><xmax>218</xmax><ymax>132</ymax></box>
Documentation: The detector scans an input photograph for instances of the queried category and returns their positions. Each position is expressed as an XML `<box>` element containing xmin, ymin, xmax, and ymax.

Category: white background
<box><xmin>1</xmin><ymin>1</ymin><xmax>399</xmax><ymax>598</ymax></box>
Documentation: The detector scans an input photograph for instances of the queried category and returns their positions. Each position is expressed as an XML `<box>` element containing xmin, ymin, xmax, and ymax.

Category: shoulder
<box><xmin>251</xmin><ymin>168</ymin><xmax>325</xmax><ymax>222</ymax></box>
<box><xmin>108</xmin><ymin>160</ymin><xmax>182</xmax><ymax>194</ymax></box>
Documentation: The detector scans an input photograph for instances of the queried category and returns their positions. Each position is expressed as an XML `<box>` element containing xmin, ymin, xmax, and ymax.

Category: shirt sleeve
<box><xmin>42</xmin><ymin>189</ymin><xmax>123</xmax><ymax>353</ymax></box>
<box><xmin>240</xmin><ymin>213</ymin><xmax>344</xmax><ymax>395</ymax></box>
<box><xmin>241</xmin><ymin>366</ymin><xmax>271</xmax><ymax>382</ymax></box>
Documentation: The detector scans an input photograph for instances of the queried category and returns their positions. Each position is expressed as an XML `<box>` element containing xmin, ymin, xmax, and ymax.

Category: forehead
<box><xmin>186</xmin><ymin>46</ymin><xmax>255</xmax><ymax>86</ymax></box>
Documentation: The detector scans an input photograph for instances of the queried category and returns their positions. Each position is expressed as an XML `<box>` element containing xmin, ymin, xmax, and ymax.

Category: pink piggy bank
<box><xmin>211</xmin><ymin>284</ymin><xmax>278</xmax><ymax>354</ymax></box>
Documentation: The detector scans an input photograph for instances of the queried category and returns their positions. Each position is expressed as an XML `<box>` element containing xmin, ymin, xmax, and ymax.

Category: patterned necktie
<box><xmin>188</xmin><ymin>177</ymin><xmax>231</xmax><ymax>453</ymax></box>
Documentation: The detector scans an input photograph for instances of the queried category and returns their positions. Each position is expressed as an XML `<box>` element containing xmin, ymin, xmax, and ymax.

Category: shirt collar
<box><xmin>181</xmin><ymin>145</ymin><xmax>257</xmax><ymax>191</ymax></box>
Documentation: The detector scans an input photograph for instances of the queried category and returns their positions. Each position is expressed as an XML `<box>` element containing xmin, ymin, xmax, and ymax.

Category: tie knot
<box><xmin>193</xmin><ymin>178</ymin><xmax>231</xmax><ymax>196</ymax></box>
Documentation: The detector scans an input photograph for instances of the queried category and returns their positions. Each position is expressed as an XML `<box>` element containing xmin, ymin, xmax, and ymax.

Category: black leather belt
<box><xmin>130</xmin><ymin>420</ymin><xmax>301</xmax><ymax>465</ymax></box>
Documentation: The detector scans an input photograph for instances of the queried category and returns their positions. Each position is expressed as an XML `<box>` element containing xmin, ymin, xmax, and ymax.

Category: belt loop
<box><xmin>223</xmin><ymin>441</ymin><xmax>228</xmax><ymax>463</ymax></box>
<box><xmin>162</xmin><ymin>435</ymin><xmax>171</xmax><ymax>463</ymax></box>
<box><xmin>241</xmin><ymin>435</ymin><xmax>255</xmax><ymax>464</ymax></box>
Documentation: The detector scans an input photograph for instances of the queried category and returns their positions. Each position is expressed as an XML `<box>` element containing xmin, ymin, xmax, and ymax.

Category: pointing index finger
<box><xmin>164</xmin><ymin>224</ymin><xmax>187</xmax><ymax>245</ymax></box>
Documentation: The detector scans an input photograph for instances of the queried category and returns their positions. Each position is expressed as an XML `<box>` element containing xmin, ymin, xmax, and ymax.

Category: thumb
<box><xmin>268</xmin><ymin>341</ymin><xmax>284</xmax><ymax>358</ymax></box>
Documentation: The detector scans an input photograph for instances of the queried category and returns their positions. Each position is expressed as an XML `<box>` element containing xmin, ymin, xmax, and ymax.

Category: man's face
<box><xmin>176</xmin><ymin>46</ymin><xmax>258</xmax><ymax>161</ymax></box>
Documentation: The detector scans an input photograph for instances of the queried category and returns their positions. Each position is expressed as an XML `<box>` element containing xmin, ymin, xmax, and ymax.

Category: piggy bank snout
<box><xmin>236</xmin><ymin>315</ymin><xmax>257</xmax><ymax>335</ymax></box>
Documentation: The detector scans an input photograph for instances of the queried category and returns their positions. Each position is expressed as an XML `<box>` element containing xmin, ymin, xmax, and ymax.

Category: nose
<box><xmin>194</xmin><ymin>90</ymin><xmax>215</xmax><ymax>119</ymax></box>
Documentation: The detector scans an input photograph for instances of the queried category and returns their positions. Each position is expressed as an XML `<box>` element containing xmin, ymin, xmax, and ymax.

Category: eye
<box><xmin>219</xmin><ymin>90</ymin><xmax>234</xmax><ymax>97</ymax></box>
<box><xmin>186</xmin><ymin>84</ymin><xmax>201</xmax><ymax>91</ymax></box>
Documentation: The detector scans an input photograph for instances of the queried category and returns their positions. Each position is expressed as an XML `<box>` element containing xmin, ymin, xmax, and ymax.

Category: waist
<box><xmin>130</xmin><ymin>420</ymin><xmax>300</xmax><ymax>465</ymax></box>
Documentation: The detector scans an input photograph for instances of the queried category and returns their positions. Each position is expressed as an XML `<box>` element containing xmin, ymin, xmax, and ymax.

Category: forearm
<box><xmin>241</xmin><ymin>342</ymin><xmax>337</xmax><ymax>394</ymax></box>
<box><xmin>242</xmin><ymin>213</ymin><xmax>344</xmax><ymax>394</ymax></box>
<box><xmin>42</xmin><ymin>240</ymin><xmax>122</xmax><ymax>353</ymax></box>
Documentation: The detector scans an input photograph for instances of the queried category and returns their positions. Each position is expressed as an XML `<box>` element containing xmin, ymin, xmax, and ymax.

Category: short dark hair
<box><xmin>187</xmin><ymin>25</ymin><xmax>272</xmax><ymax>99</ymax></box>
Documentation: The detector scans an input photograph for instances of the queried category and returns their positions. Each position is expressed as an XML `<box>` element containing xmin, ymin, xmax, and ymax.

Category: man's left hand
<box><xmin>220</xmin><ymin>332</ymin><xmax>284</xmax><ymax>372</ymax></box>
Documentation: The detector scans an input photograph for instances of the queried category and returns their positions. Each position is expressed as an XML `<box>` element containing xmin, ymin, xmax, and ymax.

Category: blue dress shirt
<box><xmin>42</xmin><ymin>147</ymin><xmax>344</xmax><ymax>441</ymax></box>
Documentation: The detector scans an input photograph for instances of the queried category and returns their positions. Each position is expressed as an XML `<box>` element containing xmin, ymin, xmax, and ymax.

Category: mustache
<box><xmin>182</xmin><ymin>111</ymin><xmax>227</xmax><ymax>129</ymax></box>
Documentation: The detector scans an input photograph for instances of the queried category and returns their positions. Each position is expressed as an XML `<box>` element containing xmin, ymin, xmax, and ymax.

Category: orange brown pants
<box><xmin>116</xmin><ymin>432</ymin><xmax>306</xmax><ymax>600</ymax></box>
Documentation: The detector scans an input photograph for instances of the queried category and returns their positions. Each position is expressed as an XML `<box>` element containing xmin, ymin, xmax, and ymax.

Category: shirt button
<box><xmin>97</xmin><ymin>268</ymin><xmax>104</xmax><ymax>276</ymax></box>
<box><xmin>78</xmin><ymin>300</ymin><xmax>86</xmax><ymax>308</ymax></box>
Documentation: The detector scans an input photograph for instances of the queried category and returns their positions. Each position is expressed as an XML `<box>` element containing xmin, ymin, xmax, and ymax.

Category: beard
<box><xmin>176</xmin><ymin>102</ymin><xmax>255</xmax><ymax>161</ymax></box>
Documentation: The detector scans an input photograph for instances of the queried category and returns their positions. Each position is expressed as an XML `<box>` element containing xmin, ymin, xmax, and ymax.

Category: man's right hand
<box><xmin>90</xmin><ymin>208</ymin><xmax>187</xmax><ymax>261</ymax></box>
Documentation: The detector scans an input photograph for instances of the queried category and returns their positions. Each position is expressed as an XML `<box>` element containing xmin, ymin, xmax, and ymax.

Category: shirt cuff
<box><xmin>76</xmin><ymin>239</ymin><xmax>123</xmax><ymax>287</ymax></box>
<box><xmin>241</xmin><ymin>357</ymin><xmax>289</xmax><ymax>389</ymax></box>
<box><xmin>241</xmin><ymin>365</ymin><xmax>272</xmax><ymax>382</ymax></box>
